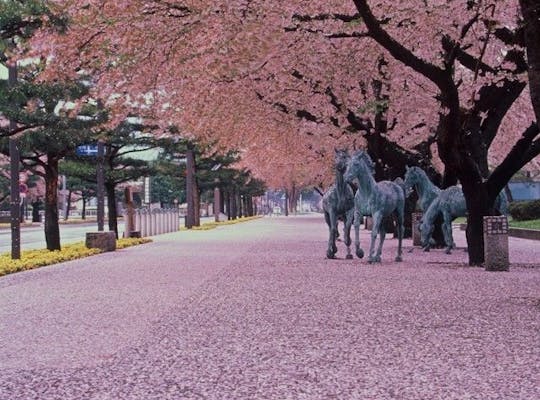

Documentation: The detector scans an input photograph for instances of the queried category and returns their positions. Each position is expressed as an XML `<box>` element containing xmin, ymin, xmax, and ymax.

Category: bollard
<box><xmin>146</xmin><ymin>209</ymin><xmax>152</xmax><ymax>236</ymax></box>
<box><xmin>483</xmin><ymin>216</ymin><xmax>509</xmax><ymax>272</ymax></box>
<box><xmin>157</xmin><ymin>209</ymin><xmax>163</xmax><ymax>235</ymax></box>
<box><xmin>141</xmin><ymin>209</ymin><xmax>149</xmax><ymax>237</ymax></box>
<box><xmin>412</xmin><ymin>212</ymin><xmax>423</xmax><ymax>246</ymax></box>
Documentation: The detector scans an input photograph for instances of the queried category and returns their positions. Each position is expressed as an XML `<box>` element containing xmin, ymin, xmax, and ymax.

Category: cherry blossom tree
<box><xmin>29</xmin><ymin>1</ymin><xmax>539</xmax><ymax>263</ymax></box>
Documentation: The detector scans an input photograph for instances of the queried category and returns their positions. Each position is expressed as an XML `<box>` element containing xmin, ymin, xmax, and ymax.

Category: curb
<box><xmin>459</xmin><ymin>223</ymin><xmax>540</xmax><ymax>241</ymax></box>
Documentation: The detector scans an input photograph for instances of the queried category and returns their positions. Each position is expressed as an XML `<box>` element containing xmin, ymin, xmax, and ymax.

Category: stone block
<box><xmin>216</xmin><ymin>212</ymin><xmax>228</xmax><ymax>222</ymax></box>
<box><xmin>86</xmin><ymin>231</ymin><xmax>116</xmax><ymax>252</ymax></box>
<box><xmin>483</xmin><ymin>216</ymin><xmax>509</xmax><ymax>272</ymax></box>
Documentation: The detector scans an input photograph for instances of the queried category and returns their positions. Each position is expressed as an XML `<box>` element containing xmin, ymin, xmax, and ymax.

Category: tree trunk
<box><xmin>106</xmin><ymin>182</ymin><xmax>118</xmax><ymax>238</ymax></box>
<box><xmin>520</xmin><ymin>0</ymin><xmax>540</xmax><ymax>122</ymax></box>
<box><xmin>44</xmin><ymin>156</ymin><xmax>61</xmax><ymax>251</ymax></box>
<box><xmin>236</xmin><ymin>189</ymin><xmax>242</xmax><ymax>218</ymax></box>
<box><xmin>219</xmin><ymin>188</ymin><xmax>225</xmax><ymax>214</ymax></box>
<box><xmin>82</xmin><ymin>196</ymin><xmax>87</xmax><ymax>219</ymax></box>
<box><xmin>225</xmin><ymin>189</ymin><xmax>231</xmax><ymax>220</ymax></box>
<box><xmin>284</xmin><ymin>190</ymin><xmax>289</xmax><ymax>216</ymax></box>
<box><xmin>231</xmin><ymin>188</ymin><xmax>238</xmax><ymax>219</ymax></box>
<box><xmin>185</xmin><ymin>146</ymin><xmax>196</xmax><ymax>228</ymax></box>
<box><xmin>247</xmin><ymin>196</ymin><xmax>254</xmax><ymax>216</ymax></box>
<box><xmin>31</xmin><ymin>200</ymin><xmax>41</xmax><ymax>223</ymax></box>
<box><xmin>461</xmin><ymin>170</ymin><xmax>491</xmax><ymax>265</ymax></box>
<box><xmin>193</xmin><ymin>181</ymin><xmax>200</xmax><ymax>226</ymax></box>
<box><xmin>65</xmin><ymin>189</ymin><xmax>72</xmax><ymax>220</ymax></box>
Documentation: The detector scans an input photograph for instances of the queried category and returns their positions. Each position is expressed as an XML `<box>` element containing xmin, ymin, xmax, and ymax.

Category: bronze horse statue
<box><xmin>344</xmin><ymin>150</ymin><xmax>405</xmax><ymax>263</ymax></box>
<box><xmin>322</xmin><ymin>149</ymin><xmax>355</xmax><ymax>259</ymax></box>
<box><xmin>419</xmin><ymin>185</ymin><xmax>509</xmax><ymax>254</ymax></box>
<box><xmin>403</xmin><ymin>166</ymin><xmax>441</xmax><ymax>212</ymax></box>
<box><xmin>405</xmin><ymin>166</ymin><xmax>508</xmax><ymax>254</ymax></box>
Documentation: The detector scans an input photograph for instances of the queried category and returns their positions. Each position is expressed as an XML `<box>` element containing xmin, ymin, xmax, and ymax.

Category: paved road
<box><xmin>0</xmin><ymin>222</ymin><xmax>115</xmax><ymax>253</ymax></box>
<box><xmin>0</xmin><ymin>217</ymin><xmax>214</xmax><ymax>253</ymax></box>
<box><xmin>0</xmin><ymin>215</ymin><xmax>538</xmax><ymax>399</ymax></box>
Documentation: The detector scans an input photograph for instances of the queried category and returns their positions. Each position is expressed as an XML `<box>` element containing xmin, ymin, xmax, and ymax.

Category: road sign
<box><xmin>76</xmin><ymin>144</ymin><xmax>98</xmax><ymax>156</ymax></box>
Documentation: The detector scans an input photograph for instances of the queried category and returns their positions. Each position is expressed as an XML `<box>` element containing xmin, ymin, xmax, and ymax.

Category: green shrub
<box><xmin>509</xmin><ymin>199</ymin><xmax>540</xmax><ymax>221</ymax></box>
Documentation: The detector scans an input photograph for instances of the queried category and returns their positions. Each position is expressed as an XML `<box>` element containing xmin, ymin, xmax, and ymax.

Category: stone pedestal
<box><xmin>412</xmin><ymin>212</ymin><xmax>423</xmax><ymax>246</ymax></box>
<box><xmin>86</xmin><ymin>231</ymin><xmax>116</xmax><ymax>252</ymax></box>
<box><xmin>483</xmin><ymin>216</ymin><xmax>509</xmax><ymax>271</ymax></box>
<box><xmin>365</xmin><ymin>216</ymin><xmax>372</xmax><ymax>230</ymax></box>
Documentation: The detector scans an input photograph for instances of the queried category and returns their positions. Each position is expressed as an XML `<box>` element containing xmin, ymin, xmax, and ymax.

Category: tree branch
<box><xmin>352</xmin><ymin>0</ymin><xmax>446</xmax><ymax>87</ymax></box>
<box><xmin>488</xmin><ymin>122</ymin><xmax>540</xmax><ymax>197</ymax></box>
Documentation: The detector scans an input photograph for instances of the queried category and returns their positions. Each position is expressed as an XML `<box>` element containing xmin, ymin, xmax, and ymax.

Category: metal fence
<box><xmin>129</xmin><ymin>208</ymin><xmax>180</xmax><ymax>237</ymax></box>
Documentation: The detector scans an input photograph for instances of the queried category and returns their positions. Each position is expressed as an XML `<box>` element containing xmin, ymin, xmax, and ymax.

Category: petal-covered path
<box><xmin>1</xmin><ymin>215</ymin><xmax>539</xmax><ymax>399</ymax></box>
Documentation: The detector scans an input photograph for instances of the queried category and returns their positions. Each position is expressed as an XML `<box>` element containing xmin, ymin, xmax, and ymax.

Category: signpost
<box><xmin>77</xmin><ymin>142</ymin><xmax>105</xmax><ymax>231</ymax></box>
<box><xmin>76</xmin><ymin>144</ymin><xmax>99</xmax><ymax>156</ymax></box>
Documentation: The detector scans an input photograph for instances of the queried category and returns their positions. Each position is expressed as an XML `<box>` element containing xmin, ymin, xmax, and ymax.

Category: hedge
<box><xmin>508</xmin><ymin>199</ymin><xmax>540</xmax><ymax>221</ymax></box>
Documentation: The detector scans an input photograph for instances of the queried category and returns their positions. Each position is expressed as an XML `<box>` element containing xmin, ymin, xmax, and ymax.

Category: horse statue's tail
<box><xmin>420</xmin><ymin>195</ymin><xmax>442</xmax><ymax>250</ymax></box>
<box><xmin>495</xmin><ymin>191</ymin><xmax>509</xmax><ymax>216</ymax></box>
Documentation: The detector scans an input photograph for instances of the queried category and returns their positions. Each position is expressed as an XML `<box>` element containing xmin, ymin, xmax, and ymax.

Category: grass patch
<box><xmin>180</xmin><ymin>216</ymin><xmax>261</xmax><ymax>231</ymax></box>
<box><xmin>509</xmin><ymin>218</ymin><xmax>540</xmax><ymax>230</ymax></box>
<box><xmin>453</xmin><ymin>216</ymin><xmax>540</xmax><ymax>230</ymax></box>
<box><xmin>0</xmin><ymin>237</ymin><xmax>152</xmax><ymax>277</ymax></box>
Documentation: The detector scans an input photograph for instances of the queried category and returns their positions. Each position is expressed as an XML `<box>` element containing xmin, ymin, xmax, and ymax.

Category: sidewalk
<box><xmin>1</xmin><ymin>215</ymin><xmax>538</xmax><ymax>399</ymax></box>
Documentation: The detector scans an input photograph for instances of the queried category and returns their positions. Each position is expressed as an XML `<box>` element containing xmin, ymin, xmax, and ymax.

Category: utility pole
<box><xmin>9</xmin><ymin>63</ymin><xmax>20</xmax><ymax>259</ymax></box>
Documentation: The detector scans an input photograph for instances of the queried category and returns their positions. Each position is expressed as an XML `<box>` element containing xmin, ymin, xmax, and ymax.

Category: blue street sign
<box><xmin>76</xmin><ymin>144</ymin><xmax>99</xmax><ymax>156</ymax></box>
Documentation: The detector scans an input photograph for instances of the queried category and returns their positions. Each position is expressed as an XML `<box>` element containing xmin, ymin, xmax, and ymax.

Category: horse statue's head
<box><xmin>334</xmin><ymin>148</ymin><xmax>350</xmax><ymax>174</ymax></box>
<box><xmin>344</xmin><ymin>150</ymin><xmax>374</xmax><ymax>183</ymax></box>
<box><xmin>403</xmin><ymin>166</ymin><xmax>424</xmax><ymax>192</ymax></box>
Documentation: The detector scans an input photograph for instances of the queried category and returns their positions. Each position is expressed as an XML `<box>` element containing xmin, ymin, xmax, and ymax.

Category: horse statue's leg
<box><xmin>344</xmin><ymin>209</ymin><xmax>354</xmax><ymax>259</ymax></box>
<box><xmin>395</xmin><ymin>205</ymin><xmax>404</xmax><ymax>262</ymax></box>
<box><xmin>374</xmin><ymin>218</ymin><xmax>386</xmax><ymax>263</ymax></box>
<box><xmin>368</xmin><ymin>212</ymin><xmax>383</xmax><ymax>263</ymax></box>
<box><xmin>326</xmin><ymin>210</ymin><xmax>338</xmax><ymax>259</ymax></box>
<box><xmin>353</xmin><ymin>208</ymin><xmax>364</xmax><ymax>258</ymax></box>
<box><xmin>442</xmin><ymin>211</ymin><xmax>454</xmax><ymax>254</ymax></box>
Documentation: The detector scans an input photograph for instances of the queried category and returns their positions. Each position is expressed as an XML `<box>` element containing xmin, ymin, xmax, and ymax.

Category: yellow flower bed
<box><xmin>180</xmin><ymin>216</ymin><xmax>261</xmax><ymax>231</ymax></box>
<box><xmin>117</xmin><ymin>237</ymin><xmax>152</xmax><ymax>249</ymax></box>
<box><xmin>0</xmin><ymin>237</ymin><xmax>152</xmax><ymax>277</ymax></box>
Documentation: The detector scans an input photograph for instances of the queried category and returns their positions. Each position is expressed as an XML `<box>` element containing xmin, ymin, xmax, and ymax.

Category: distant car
<box><xmin>272</xmin><ymin>206</ymin><xmax>282</xmax><ymax>215</ymax></box>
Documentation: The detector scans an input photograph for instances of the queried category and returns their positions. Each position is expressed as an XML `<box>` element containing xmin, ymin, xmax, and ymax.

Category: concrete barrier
<box><xmin>508</xmin><ymin>227</ymin><xmax>540</xmax><ymax>241</ymax></box>
<box><xmin>130</xmin><ymin>208</ymin><xmax>180</xmax><ymax>237</ymax></box>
